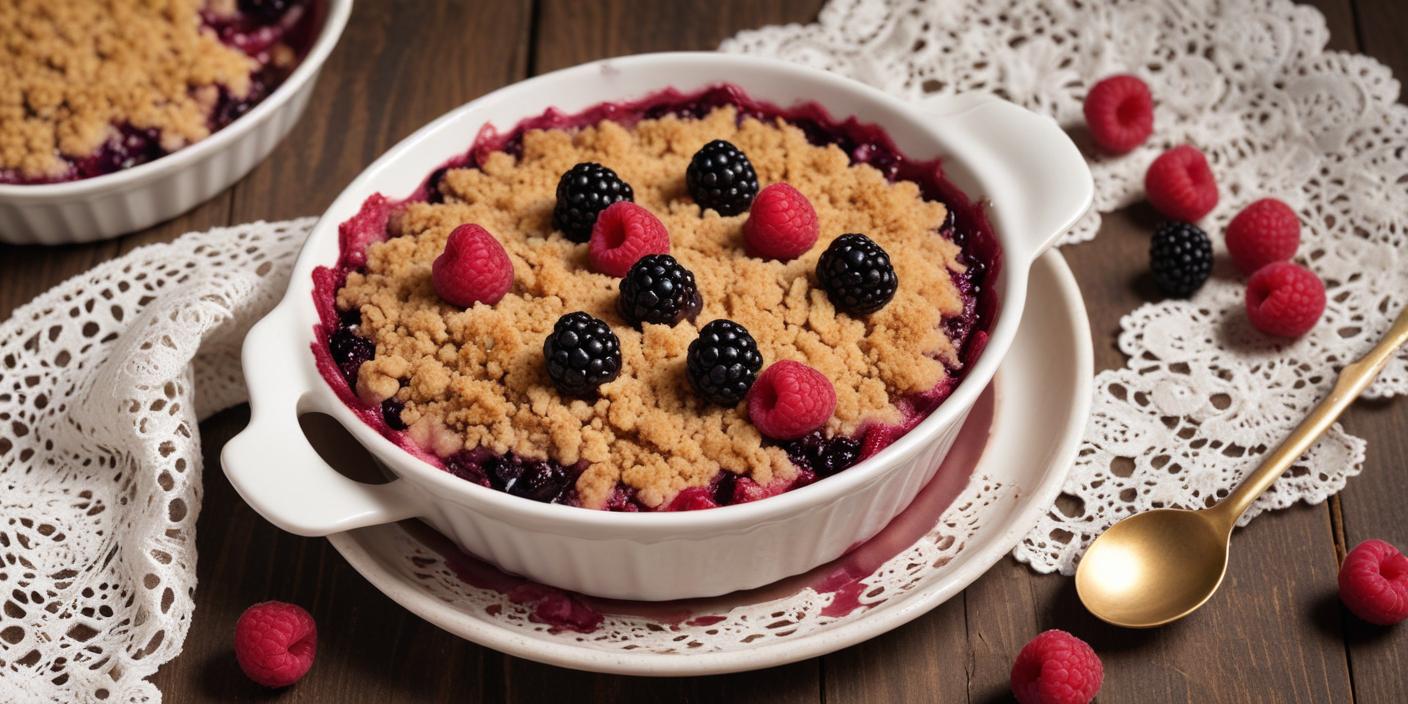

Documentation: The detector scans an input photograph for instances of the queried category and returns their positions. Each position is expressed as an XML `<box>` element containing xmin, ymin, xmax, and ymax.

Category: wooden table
<box><xmin>3</xmin><ymin>1</ymin><xmax>1405</xmax><ymax>701</ymax></box>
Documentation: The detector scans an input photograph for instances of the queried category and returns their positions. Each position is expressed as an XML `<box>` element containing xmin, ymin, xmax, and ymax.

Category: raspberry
<box><xmin>686</xmin><ymin>140</ymin><xmax>759</xmax><ymax>216</ymax></box>
<box><xmin>1339</xmin><ymin>539</ymin><xmax>1408</xmax><ymax>625</ymax></box>
<box><xmin>1245</xmin><ymin>262</ymin><xmax>1325</xmax><ymax>337</ymax></box>
<box><xmin>543</xmin><ymin>312</ymin><xmax>622</xmax><ymax>397</ymax></box>
<box><xmin>748</xmin><ymin>361</ymin><xmax>837</xmax><ymax>440</ymax></box>
<box><xmin>816</xmin><ymin>233</ymin><xmax>899</xmax><ymax>315</ymax></box>
<box><xmin>553</xmin><ymin>162</ymin><xmax>634</xmax><ymax>242</ymax></box>
<box><xmin>1010</xmin><ymin>629</ymin><xmax>1103</xmax><ymax>704</ymax></box>
<box><xmin>617</xmin><ymin>254</ymin><xmax>701</xmax><ymax>327</ymax></box>
<box><xmin>1083</xmin><ymin>74</ymin><xmax>1154</xmax><ymax>154</ymax></box>
<box><xmin>588</xmin><ymin>201</ymin><xmax>671</xmax><ymax>277</ymax></box>
<box><xmin>687</xmin><ymin>319</ymin><xmax>764</xmax><ymax>406</ymax></box>
<box><xmin>1226</xmin><ymin>198</ymin><xmax>1301</xmax><ymax>275</ymax></box>
<box><xmin>431</xmin><ymin>224</ymin><xmax>514</xmax><ymax>307</ymax></box>
<box><xmin>1145</xmin><ymin>145</ymin><xmax>1219</xmax><ymax>221</ymax></box>
<box><xmin>1149</xmin><ymin>221</ymin><xmax>1213</xmax><ymax>297</ymax></box>
<box><xmin>234</xmin><ymin>601</ymin><xmax>317</xmax><ymax>688</ymax></box>
<box><xmin>743</xmin><ymin>183</ymin><xmax>819</xmax><ymax>260</ymax></box>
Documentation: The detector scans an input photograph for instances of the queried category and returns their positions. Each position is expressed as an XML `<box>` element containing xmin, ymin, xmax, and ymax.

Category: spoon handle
<box><xmin>1213</xmin><ymin>305</ymin><xmax>1408</xmax><ymax>527</ymax></box>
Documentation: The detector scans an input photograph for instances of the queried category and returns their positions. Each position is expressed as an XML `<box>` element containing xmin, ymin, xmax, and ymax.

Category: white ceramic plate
<box><xmin>325</xmin><ymin>250</ymin><xmax>1091</xmax><ymax>676</ymax></box>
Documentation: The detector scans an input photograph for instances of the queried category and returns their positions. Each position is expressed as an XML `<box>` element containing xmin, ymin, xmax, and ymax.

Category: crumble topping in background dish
<box><xmin>318</xmin><ymin>91</ymin><xmax>997</xmax><ymax>511</ymax></box>
<box><xmin>0</xmin><ymin>0</ymin><xmax>314</xmax><ymax>184</ymax></box>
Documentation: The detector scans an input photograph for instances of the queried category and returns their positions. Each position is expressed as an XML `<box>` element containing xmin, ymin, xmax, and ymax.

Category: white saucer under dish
<box><xmin>325</xmin><ymin>250</ymin><xmax>1091</xmax><ymax>676</ymax></box>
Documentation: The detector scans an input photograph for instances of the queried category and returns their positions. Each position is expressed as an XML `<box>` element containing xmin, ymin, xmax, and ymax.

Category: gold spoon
<box><xmin>1077</xmin><ymin>305</ymin><xmax>1408</xmax><ymax>628</ymax></box>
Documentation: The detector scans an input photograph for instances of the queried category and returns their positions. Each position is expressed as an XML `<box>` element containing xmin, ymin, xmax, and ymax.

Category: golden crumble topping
<box><xmin>0</xmin><ymin>0</ymin><xmax>257</xmax><ymax>179</ymax></box>
<box><xmin>336</xmin><ymin>107</ymin><xmax>968</xmax><ymax>509</ymax></box>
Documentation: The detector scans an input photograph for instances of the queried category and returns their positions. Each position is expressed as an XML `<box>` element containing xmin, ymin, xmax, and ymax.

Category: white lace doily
<box><xmin>723</xmin><ymin>0</ymin><xmax>1406</xmax><ymax>573</ymax></box>
<box><xmin>0</xmin><ymin>220</ymin><xmax>311</xmax><ymax>704</ymax></box>
<box><xmin>5</xmin><ymin>0</ymin><xmax>1408</xmax><ymax>699</ymax></box>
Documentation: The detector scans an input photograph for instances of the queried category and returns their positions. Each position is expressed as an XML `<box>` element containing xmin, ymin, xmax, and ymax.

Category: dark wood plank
<box><xmin>0</xmin><ymin>241</ymin><xmax>119</xmax><ymax>320</ymax></box>
<box><xmin>532</xmin><ymin>0</ymin><xmax>825</xmax><ymax>73</ymax></box>
<box><xmin>147</xmin><ymin>1</ymin><xmax>535</xmax><ymax>701</ymax></box>
<box><xmin>1326</xmin><ymin>1</ymin><xmax>1408</xmax><ymax>701</ymax></box>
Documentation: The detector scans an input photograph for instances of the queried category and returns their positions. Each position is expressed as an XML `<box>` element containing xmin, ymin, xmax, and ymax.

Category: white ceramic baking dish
<box><xmin>0</xmin><ymin>0</ymin><xmax>352</xmax><ymax>245</ymax></box>
<box><xmin>223</xmin><ymin>52</ymin><xmax>1093</xmax><ymax>601</ymax></box>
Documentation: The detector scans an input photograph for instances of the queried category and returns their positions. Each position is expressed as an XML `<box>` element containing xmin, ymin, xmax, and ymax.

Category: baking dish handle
<box><xmin>222</xmin><ymin>308</ymin><xmax>420</xmax><ymax>536</ymax></box>
<box><xmin>921</xmin><ymin>94</ymin><xmax>1094</xmax><ymax>266</ymax></box>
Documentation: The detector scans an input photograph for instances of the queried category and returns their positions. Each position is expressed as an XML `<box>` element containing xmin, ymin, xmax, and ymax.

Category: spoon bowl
<box><xmin>1076</xmin><ymin>508</ymin><xmax>1233</xmax><ymax>628</ymax></box>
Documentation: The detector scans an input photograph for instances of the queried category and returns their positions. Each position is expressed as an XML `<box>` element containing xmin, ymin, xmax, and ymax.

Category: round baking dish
<box><xmin>223</xmin><ymin>52</ymin><xmax>1093</xmax><ymax>601</ymax></box>
<box><xmin>0</xmin><ymin>0</ymin><xmax>353</xmax><ymax>245</ymax></box>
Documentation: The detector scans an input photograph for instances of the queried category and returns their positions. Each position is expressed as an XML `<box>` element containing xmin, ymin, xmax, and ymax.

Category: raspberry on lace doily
<box><xmin>723</xmin><ymin>0</ymin><xmax>1406</xmax><ymax>574</ymax></box>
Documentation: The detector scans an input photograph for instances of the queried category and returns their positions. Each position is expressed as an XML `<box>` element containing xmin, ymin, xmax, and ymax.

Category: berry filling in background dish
<box><xmin>311</xmin><ymin>84</ymin><xmax>1002</xmax><ymax>512</ymax></box>
<box><xmin>0</xmin><ymin>0</ymin><xmax>320</xmax><ymax>185</ymax></box>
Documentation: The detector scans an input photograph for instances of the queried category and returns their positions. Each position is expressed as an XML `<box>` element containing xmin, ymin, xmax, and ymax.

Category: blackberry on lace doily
<box><xmin>5</xmin><ymin>1</ymin><xmax>1408</xmax><ymax>700</ymax></box>
<box><xmin>723</xmin><ymin>0</ymin><xmax>1406</xmax><ymax>573</ymax></box>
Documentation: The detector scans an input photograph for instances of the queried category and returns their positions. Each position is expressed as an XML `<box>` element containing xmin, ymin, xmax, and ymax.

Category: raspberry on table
<box><xmin>588</xmin><ymin>201</ymin><xmax>671</xmax><ymax>277</ymax></box>
<box><xmin>1010</xmin><ymin>629</ymin><xmax>1103</xmax><ymax>704</ymax></box>
<box><xmin>1145</xmin><ymin>145</ymin><xmax>1219</xmax><ymax>221</ymax></box>
<box><xmin>1226</xmin><ymin>198</ymin><xmax>1301</xmax><ymax>275</ymax></box>
<box><xmin>617</xmin><ymin>254</ymin><xmax>702</xmax><ymax>327</ymax></box>
<box><xmin>543</xmin><ymin>312</ymin><xmax>622</xmax><ymax>397</ymax></box>
<box><xmin>1245</xmin><ymin>261</ymin><xmax>1325</xmax><ymax>337</ymax></box>
<box><xmin>1149</xmin><ymin>221</ymin><xmax>1213</xmax><ymax>297</ymax></box>
<box><xmin>234</xmin><ymin>601</ymin><xmax>317</xmax><ymax>688</ymax></box>
<box><xmin>686</xmin><ymin>139</ymin><xmax>759</xmax><ymax>216</ymax></box>
<box><xmin>431</xmin><ymin>223</ymin><xmax>514</xmax><ymax>307</ymax></box>
<box><xmin>553</xmin><ymin>162</ymin><xmax>634</xmax><ymax>242</ymax></box>
<box><xmin>743</xmin><ymin>182</ymin><xmax>819</xmax><ymax>260</ymax></box>
<box><xmin>816</xmin><ymin>233</ymin><xmax>899</xmax><ymax>315</ymax></box>
<box><xmin>1339</xmin><ymin>539</ymin><xmax>1408</xmax><ymax>625</ymax></box>
<box><xmin>687</xmin><ymin>319</ymin><xmax>764</xmax><ymax>406</ymax></box>
<box><xmin>747</xmin><ymin>360</ymin><xmax>837</xmax><ymax>440</ymax></box>
<box><xmin>1083</xmin><ymin>74</ymin><xmax>1154</xmax><ymax>154</ymax></box>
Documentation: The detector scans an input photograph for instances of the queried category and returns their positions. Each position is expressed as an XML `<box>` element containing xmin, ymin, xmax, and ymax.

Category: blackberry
<box><xmin>238</xmin><ymin>0</ymin><xmax>293</xmax><ymax>22</ymax></box>
<box><xmin>617</xmin><ymin>254</ymin><xmax>702</xmax><ymax>327</ymax></box>
<box><xmin>553</xmin><ymin>162</ymin><xmax>634</xmax><ymax>242</ymax></box>
<box><xmin>783</xmin><ymin>431</ymin><xmax>862</xmax><ymax>477</ymax></box>
<box><xmin>329</xmin><ymin>327</ymin><xmax>375</xmax><ymax>384</ymax></box>
<box><xmin>686</xmin><ymin>319</ymin><xmax>763</xmax><ymax>406</ymax></box>
<box><xmin>485</xmin><ymin>454</ymin><xmax>572</xmax><ymax>503</ymax></box>
<box><xmin>816</xmin><ymin>233</ymin><xmax>899</xmax><ymax>315</ymax></box>
<box><xmin>686</xmin><ymin>140</ymin><xmax>759</xmax><ymax>216</ymax></box>
<box><xmin>380</xmin><ymin>398</ymin><xmax>408</xmax><ymax>431</ymax></box>
<box><xmin>1149</xmin><ymin>221</ymin><xmax>1213</xmax><ymax>297</ymax></box>
<box><xmin>543</xmin><ymin>312</ymin><xmax>622</xmax><ymax>397</ymax></box>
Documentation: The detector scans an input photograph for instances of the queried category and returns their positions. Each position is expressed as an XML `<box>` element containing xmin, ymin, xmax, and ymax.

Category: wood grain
<box><xmin>0</xmin><ymin>1</ymin><xmax>1404</xmax><ymax>701</ymax></box>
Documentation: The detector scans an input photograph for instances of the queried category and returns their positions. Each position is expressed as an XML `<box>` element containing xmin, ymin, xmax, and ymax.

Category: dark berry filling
<box><xmin>312</xmin><ymin>84</ymin><xmax>1002</xmax><ymax>511</ymax></box>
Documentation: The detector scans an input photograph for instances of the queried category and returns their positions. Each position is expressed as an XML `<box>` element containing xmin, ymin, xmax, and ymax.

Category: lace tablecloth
<box><xmin>2</xmin><ymin>1</ymin><xmax>1405</xmax><ymax>701</ymax></box>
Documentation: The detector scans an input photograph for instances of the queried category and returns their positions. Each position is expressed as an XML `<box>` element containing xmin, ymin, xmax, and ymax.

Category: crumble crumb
<box><xmin>0</xmin><ymin>0</ymin><xmax>258</xmax><ymax>179</ymax></box>
<box><xmin>337</xmin><ymin>107</ymin><xmax>968</xmax><ymax>509</ymax></box>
